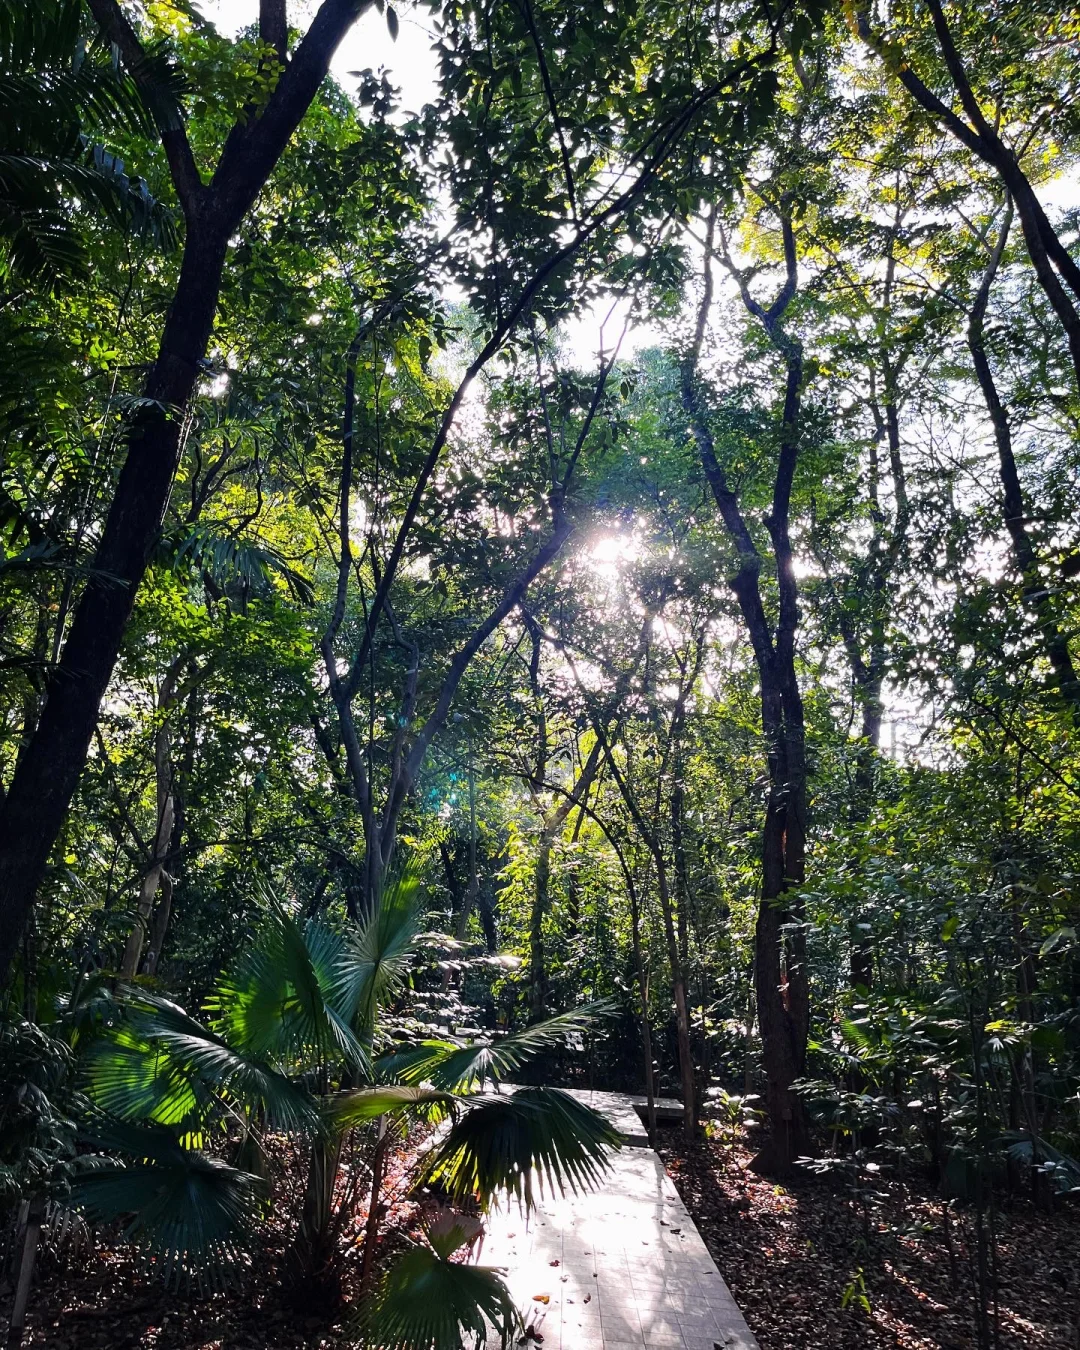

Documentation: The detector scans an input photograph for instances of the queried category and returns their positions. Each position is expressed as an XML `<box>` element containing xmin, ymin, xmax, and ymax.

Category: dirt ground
<box><xmin>14</xmin><ymin>1125</ymin><xmax>1080</xmax><ymax>1349</ymax></box>
<box><xmin>659</xmin><ymin>1130</ymin><xmax>1080</xmax><ymax>1350</ymax></box>
<box><xmin>18</xmin><ymin>1132</ymin><xmax>434</xmax><ymax>1349</ymax></box>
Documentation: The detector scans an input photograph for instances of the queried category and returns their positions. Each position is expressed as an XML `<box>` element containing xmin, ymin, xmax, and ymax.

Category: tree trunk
<box><xmin>968</xmin><ymin>198</ymin><xmax>1080</xmax><ymax>716</ymax></box>
<box><xmin>6</xmin><ymin>1194</ymin><xmax>45</xmax><ymax>1349</ymax></box>
<box><xmin>751</xmin><ymin>695</ymin><xmax>810</xmax><ymax>1174</ymax></box>
<box><xmin>121</xmin><ymin>666</ymin><xmax>183</xmax><ymax>977</ymax></box>
<box><xmin>857</xmin><ymin>0</ymin><xmax>1080</xmax><ymax>391</ymax></box>
<box><xmin>359</xmin><ymin>1118</ymin><xmax>389</xmax><ymax>1293</ymax></box>
<box><xmin>627</xmin><ymin>872</ymin><xmax>657</xmax><ymax>1138</ymax></box>
<box><xmin>141</xmin><ymin>873</ymin><xmax>175</xmax><ymax>978</ymax></box>
<box><xmin>527</xmin><ymin>740</ymin><xmax>602</xmax><ymax>1022</ymax></box>
<box><xmin>0</xmin><ymin>0</ymin><xmax>382</xmax><ymax>982</ymax></box>
<box><xmin>529</xmin><ymin>833</ymin><xmax>554</xmax><ymax>1021</ymax></box>
<box><xmin>685</xmin><ymin>199</ymin><xmax>810</xmax><ymax>1172</ymax></box>
<box><xmin>286</xmin><ymin>1133</ymin><xmax>346</xmax><ymax>1304</ymax></box>
<box><xmin>0</xmin><ymin>226</ymin><xmax>229</xmax><ymax>980</ymax></box>
<box><xmin>454</xmin><ymin>757</ymin><xmax>479</xmax><ymax>943</ymax></box>
<box><xmin>655</xmin><ymin>853</ymin><xmax>696</xmax><ymax>1140</ymax></box>
<box><xmin>849</xmin><ymin>685</ymin><xmax>883</xmax><ymax>991</ymax></box>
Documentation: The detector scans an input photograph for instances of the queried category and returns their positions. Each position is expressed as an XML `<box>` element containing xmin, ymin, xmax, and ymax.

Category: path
<box><xmin>483</xmin><ymin>1091</ymin><xmax>759</xmax><ymax>1350</ymax></box>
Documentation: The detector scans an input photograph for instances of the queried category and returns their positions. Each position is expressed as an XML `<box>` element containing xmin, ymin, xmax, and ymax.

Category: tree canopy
<box><xmin>2</xmin><ymin>0</ymin><xmax>1080</xmax><ymax>1345</ymax></box>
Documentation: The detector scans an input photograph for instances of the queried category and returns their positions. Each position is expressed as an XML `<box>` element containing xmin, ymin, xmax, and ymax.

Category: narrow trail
<box><xmin>484</xmin><ymin>1091</ymin><xmax>758</xmax><ymax>1350</ymax></box>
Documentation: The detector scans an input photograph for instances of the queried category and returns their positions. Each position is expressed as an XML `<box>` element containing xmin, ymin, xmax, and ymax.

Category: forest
<box><xmin>1</xmin><ymin>0</ymin><xmax>1079</xmax><ymax>1346</ymax></box>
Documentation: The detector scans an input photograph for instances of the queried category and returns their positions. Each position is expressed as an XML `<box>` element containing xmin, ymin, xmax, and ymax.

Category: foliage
<box><xmin>3</xmin><ymin>0</ymin><xmax>1080</xmax><ymax>1342</ymax></box>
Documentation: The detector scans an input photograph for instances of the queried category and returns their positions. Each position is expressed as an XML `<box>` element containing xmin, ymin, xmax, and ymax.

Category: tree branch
<box><xmin>86</xmin><ymin>0</ymin><xmax>205</xmax><ymax>219</ymax></box>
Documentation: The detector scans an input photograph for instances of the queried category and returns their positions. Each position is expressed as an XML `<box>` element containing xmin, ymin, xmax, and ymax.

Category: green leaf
<box><xmin>73</xmin><ymin>1115</ymin><xmax>265</xmax><ymax>1287</ymax></box>
<box><xmin>327</xmin><ymin>1084</ymin><xmax>455</xmax><ymax>1132</ymax></box>
<box><xmin>332</xmin><ymin>869</ymin><xmax>423</xmax><ymax>1036</ymax></box>
<box><xmin>377</xmin><ymin>1002</ymin><xmax>615</xmax><ymax>1092</ymax></box>
<box><xmin>419</xmin><ymin>1085</ymin><xmax>620</xmax><ymax>1210</ymax></box>
<box><xmin>361</xmin><ymin>1245</ymin><xmax>518</xmax><ymax>1350</ymax></box>
<box><xmin>209</xmin><ymin>900</ymin><xmax>367</xmax><ymax>1076</ymax></box>
<box><xmin>1039</xmin><ymin>926</ymin><xmax>1076</xmax><ymax>957</ymax></box>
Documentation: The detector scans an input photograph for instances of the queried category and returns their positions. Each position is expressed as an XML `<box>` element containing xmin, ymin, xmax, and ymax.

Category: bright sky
<box><xmin>200</xmin><ymin>0</ymin><xmax>440</xmax><ymax>113</ymax></box>
<box><xmin>199</xmin><ymin>0</ymin><xmax>664</xmax><ymax>360</ymax></box>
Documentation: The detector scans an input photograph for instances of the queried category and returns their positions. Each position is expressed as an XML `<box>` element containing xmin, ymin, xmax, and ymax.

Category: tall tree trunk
<box><xmin>753</xmin><ymin>672</ymin><xmax>810</xmax><ymax>1174</ymax></box>
<box><xmin>141</xmin><ymin>872</ymin><xmax>175</xmax><ymax>979</ymax></box>
<box><xmin>968</xmin><ymin>198</ymin><xmax>1080</xmax><ymax>715</ymax></box>
<box><xmin>685</xmin><ymin>201</ymin><xmax>810</xmax><ymax>1172</ymax></box>
<box><xmin>0</xmin><ymin>0</ymin><xmax>379</xmax><ymax>982</ymax></box>
<box><xmin>627</xmin><ymin>868</ymin><xmax>657</xmax><ymax>1138</ymax></box>
<box><xmin>121</xmin><ymin>666</ymin><xmax>181</xmax><ymax>978</ymax></box>
<box><xmin>528</xmin><ymin>740</ymin><xmax>602</xmax><ymax>1022</ymax></box>
<box><xmin>454</xmin><ymin>756</ymin><xmax>479</xmax><ymax>943</ymax></box>
<box><xmin>0</xmin><ymin>226</ymin><xmax>227</xmax><ymax>980</ymax></box>
<box><xmin>587</xmin><ymin>715</ymin><xmax>695</xmax><ymax>1138</ymax></box>
<box><xmin>655</xmin><ymin>852</ymin><xmax>697</xmax><ymax>1140</ymax></box>
<box><xmin>529</xmin><ymin>834</ymin><xmax>555</xmax><ymax>1021</ymax></box>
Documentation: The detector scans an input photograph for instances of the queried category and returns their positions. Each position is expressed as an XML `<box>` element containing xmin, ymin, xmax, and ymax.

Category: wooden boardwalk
<box><xmin>483</xmin><ymin>1093</ymin><xmax>759</xmax><ymax>1350</ymax></box>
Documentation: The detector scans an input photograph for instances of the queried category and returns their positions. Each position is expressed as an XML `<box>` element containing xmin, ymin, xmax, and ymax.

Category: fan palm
<box><xmin>358</xmin><ymin>1213</ymin><xmax>519</xmax><ymax>1350</ymax></box>
<box><xmin>76</xmin><ymin>871</ymin><xmax>620</xmax><ymax>1340</ymax></box>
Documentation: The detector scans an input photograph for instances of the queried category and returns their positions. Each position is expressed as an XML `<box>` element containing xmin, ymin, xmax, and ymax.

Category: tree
<box><xmin>0</xmin><ymin>0</ymin><xmax>389</xmax><ymax>978</ymax></box>
<box><xmin>0</xmin><ymin>0</ymin><xmax>784</xmax><ymax>979</ymax></box>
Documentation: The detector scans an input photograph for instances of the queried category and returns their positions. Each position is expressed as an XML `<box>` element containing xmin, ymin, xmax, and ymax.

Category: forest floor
<box><xmin>16</xmin><ymin>1123</ymin><xmax>1080</xmax><ymax>1349</ymax></box>
<box><xmin>659</xmin><ymin>1128</ymin><xmax>1080</xmax><ymax>1350</ymax></box>
<box><xmin>18</xmin><ymin>1130</ymin><xmax>438</xmax><ymax>1350</ymax></box>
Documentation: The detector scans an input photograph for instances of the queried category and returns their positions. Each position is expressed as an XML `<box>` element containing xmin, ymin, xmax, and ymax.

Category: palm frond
<box><xmin>376</xmin><ymin>1038</ymin><xmax>462</xmax><ymax>1084</ymax></box>
<box><xmin>209</xmin><ymin>901</ymin><xmax>367</xmax><ymax>1077</ymax></box>
<box><xmin>333</xmin><ymin>869</ymin><xmax>424</xmax><ymax>1037</ymax></box>
<box><xmin>327</xmin><ymin>1084</ymin><xmax>455</xmax><ymax>1133</ymax></box>
<box><xmin>83</xmin><ymin>1020</ymin><xmax>209</xmax><ymax>1132</ymax></box>
<box><xmin>155</xmin><ymin>522</ymin><xmax>314</xmax><ymax>604</ymax></box>
<box><xmin>361</xmin><ymin>1246</ymin><xmax>518</xmax><ymax>1350</ymax></box>
<box><xmin>418</xmin><ymin>1086</ymin><xmax>619</xmax><ymax>1210</ymax></box>
<box><xmin>123</xmin><ymin>993</ymin><xmax>320</xmax><ymax>1132</ymax></box>
<box><xmin>378</xmin><ymin>1003</ymin><xmax>615</xmax><ymax>1092</ymax></box>
<box><xmin>72</xmin><ymin>1115</ymin><xmax>266</xmax><ymax>1288</ymax></box>
<box><xmin>0</xmin><ymin>0</ymin><xmax>179</xmax><ymax>284</ymax></box>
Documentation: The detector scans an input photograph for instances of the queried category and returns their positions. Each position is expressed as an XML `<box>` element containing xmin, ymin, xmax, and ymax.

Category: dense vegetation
<box><xmin>1</xmin><ymin>0</ymin><xmax>1079</xmax><ymax>1345</ymax></box>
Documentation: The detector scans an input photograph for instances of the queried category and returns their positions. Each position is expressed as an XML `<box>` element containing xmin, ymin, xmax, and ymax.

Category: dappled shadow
<box><xmin>660</xmin><ymin>1134</ymin><xmax>1080</xmax><ymax>1350</ymax></box>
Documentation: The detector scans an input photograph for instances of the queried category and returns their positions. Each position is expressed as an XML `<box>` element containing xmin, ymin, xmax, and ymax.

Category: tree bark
<box><xmin>6</xmin><ymin>1194</ymin><xmax>45</xmax><ymax>1349</ymax></box>
<box><xmin>260</xmin><ymin>0</ymin><xmax>288</xmax><ymax>61</ymax></box>
<box><xmin>685</xmin><ymin>202</ymin><xmax>810</xmax><ymax>1172</ymax></box>
<box><xmin>528</xmin><ymin>740</ymin><xmax>602</xmax><ymax>1021</ymax></box>
<box><xmin>589</xmin><ymin>718</ymin><xmax>696</xmax><ymax>1140</ymax></box>
<box><xmin>0</xmin><ymin>0</ymin><xmax>377</xmax><ymax>982</ymax></box>
<box><xmin>0</xmin><ymin>225</ymin><xmax>227</xmax><ymax>980</ymax></box>
<box><xmin>626</xmin><ymin>865</ymin><xmax>657</xmax><ymax>1138</ymax></box>
<box><xmin>967</xmin><ymin>198</ymin><xmax>1080</xmax><ymax>716</ymax></box>
<box><xmin>121</xmin><ymin>666</ymin><xmax>181</xmax><ymax>978</ymax></box>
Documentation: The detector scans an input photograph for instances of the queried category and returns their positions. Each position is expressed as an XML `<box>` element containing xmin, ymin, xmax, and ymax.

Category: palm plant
<box><xmin>74</xmin><ymin>872</ymin><xmax>620</xmax><ymax>1345</ymax></box>
<box><xmin>0</xmin><ymin>0</ymin><xmax>177</xmax><ymax>285</ymax></box>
